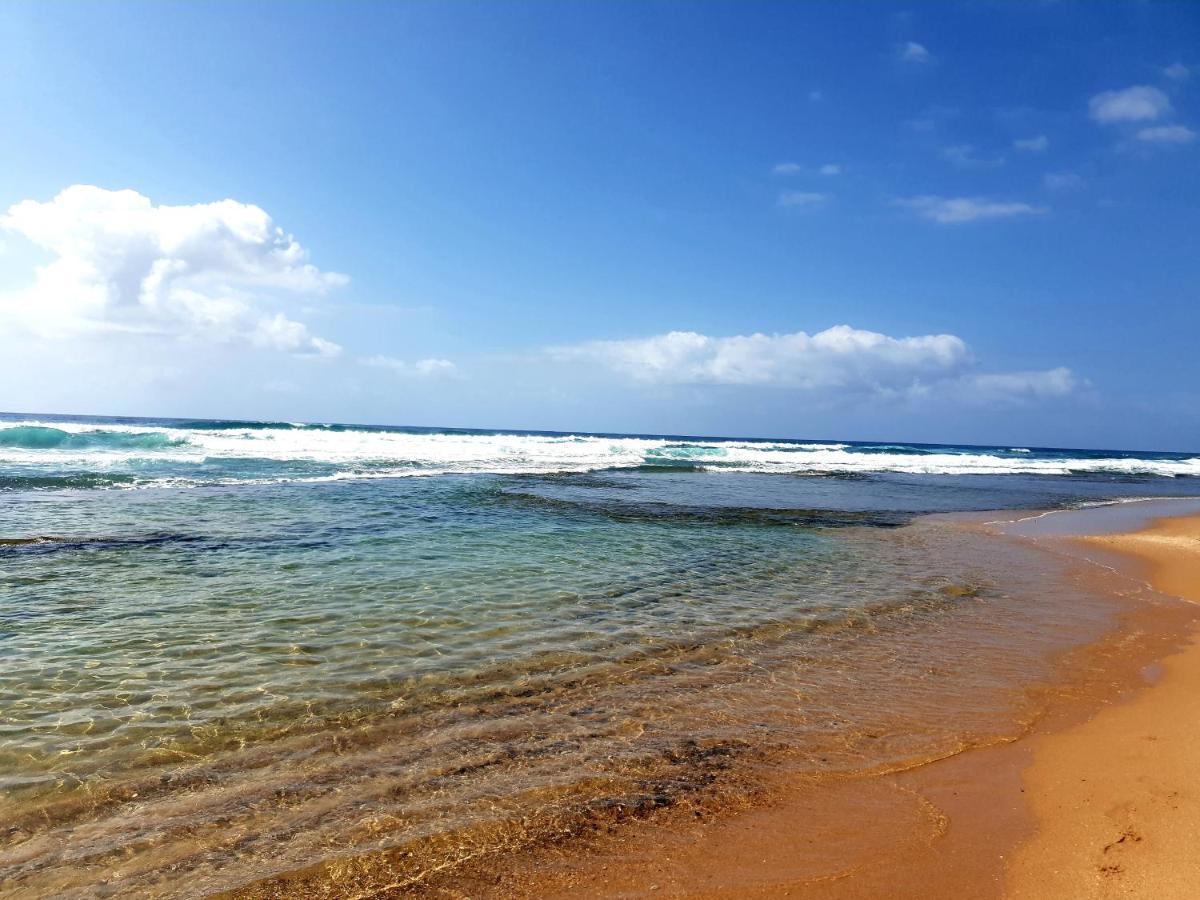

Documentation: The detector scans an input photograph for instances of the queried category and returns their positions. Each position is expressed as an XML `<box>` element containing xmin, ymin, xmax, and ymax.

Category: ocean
<box><xmin>3</xmin><ymin>413</ymin><xmax>1200</xmax><ymax>896</ymax></box>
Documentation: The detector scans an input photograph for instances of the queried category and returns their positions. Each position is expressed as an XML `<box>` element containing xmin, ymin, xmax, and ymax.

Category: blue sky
<box><xmin>0</xmin><ymin>1</ymin><xmax>1197</xmax><ymax>449</ymax></box>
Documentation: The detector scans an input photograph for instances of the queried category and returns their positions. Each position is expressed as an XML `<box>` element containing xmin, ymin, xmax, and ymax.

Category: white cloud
<box><xmin>1014</xmin><ymin>135</ymin><xmax>1049</xmax><ymax>152</ymax></box>
<box><xmin>1043</xmin><ymin>171</ymin><xmax>1085</xmax><ymax>191</ymax></box>
<box><xmin>777</xmin><ymin>191</ymin><xmax>831</xmax><ymax>209</ymax></box>
<box><xmin>1088</xmin><ymin>85</ymin><xmax>1171</xmax><ymax>123</ymax></box>
<box><xmin>1164</xmin><ymin>63</ymin><xmax>1190</xmax><ymax>81</ymax></box>
<box><xmin>551</xmin><ymin>326</ymin><xmax>968</xmax><ymax>390</ymax></box>
<box><xmin>818</xmin><ymin>163</ymin><xmax>842</xmax><ymax>176</ymax></box>
<box><xmin>549</xmin><ymin>325</ymin><xmax>1078</xmax><ymax>405</ymax></box>
<box><xmin>940</xmin><ymin>144</ymin><xmax>1005</xmax><ymax>169</ymax></box>
<box><xmin>900</xmin><ymin>41</ymin><xmax>931</xmax><ymax>64</ymax></box>
<box><xmin>0</xmin><ymin>185</ymin><xmax>345</xmax><ymax>356</ymax></box>
<box><xmin>361</xmin><ymin>355</ymin><xmax>458</xmax><ymax>377</ymax></box>
<box><xmin>1136</xmin><ymin>124</ymin><xmax>1196</xmax><ymax>145</ymax></box>
<box><xmin>895</xmin><ymin>195</ymin><xmax>1048</xmax><ymax>224</ymax></box>
<box><xmin>415</xmin><ymin>358</ymin><xmax>457</xmax><ymax>376</ymax></box>
<box><xmin>772</xmin><ymin>162</ymin><xmax>804</xmax><ymax>175</ymax></box>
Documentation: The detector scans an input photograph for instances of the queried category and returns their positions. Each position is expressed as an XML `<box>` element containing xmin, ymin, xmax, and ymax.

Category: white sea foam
<box><xmin>1</xmin><ymin>418</ymin><xmax>1198</xmax><ymax>483</ymax></box>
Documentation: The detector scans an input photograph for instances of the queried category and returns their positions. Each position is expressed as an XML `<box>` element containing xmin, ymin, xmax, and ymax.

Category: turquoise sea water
<box><xmin>2</xmin><ymin>414</ymin><xmax>1199</xmax><ymax>896</ymax></box>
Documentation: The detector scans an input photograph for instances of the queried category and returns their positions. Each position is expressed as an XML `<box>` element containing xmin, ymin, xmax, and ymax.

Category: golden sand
<box><xmin>1005</xmin><ymin>514</ymin><xmax>1200</xmax><ymax>899</ymax></box>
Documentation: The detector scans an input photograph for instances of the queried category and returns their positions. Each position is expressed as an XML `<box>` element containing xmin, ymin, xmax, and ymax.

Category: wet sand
<box><xmin>413</xmin><ymin>507</ymin><xmax>1200</xmax><ymax>899</ymax></box>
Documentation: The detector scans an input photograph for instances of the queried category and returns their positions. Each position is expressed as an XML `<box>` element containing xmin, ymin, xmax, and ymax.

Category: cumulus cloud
<box><xmin>0</xmin><ymin>185</ymin><xmax>346</xmax><ymax>356</ymax></box>
<box><xmin>772</xmin><ymin>162</ymin><xmax>804</xmax><ymax>175</ymax></box>
<box><xmin>1014</xmin><ymin>135</ymin><xmax>1049</xmax><ymax>152</ymax></box>
<box><xmin>895</xmin><ymin>195</ymin><xmax>1047</xmax><ymax>224</ymax></box>
<box><xmin>548</xmin><ymin>325</ymin><xmax>1078</xmax><ymax>405</ymax></box>
<box><xmin>1164</xmin><ymin>63</ymin><xmax>1190</xmax><ymax>81</ymax></box>
<box><xmin>1136</xmin><ymin>124</ymin><xmax>1196</xmax><ymax>145</ymax></box>
<box><xmin>900</xmin><ymin>41</ymin><xmax>931</xmax><ymax>64</ymax></box>
<box><xmin>361</xmin><ymin>355</ymin><xmax>458</xmax><ymax>377</ymax></box>
<box><xmin>1089</xmin><ymin>86</ymin><xmax>1171</xmax><ymax>123</ymax></box>
<box><xmin>777</xmin><ymin>191</ymin><xmax>830</xmax><ymax>209</ymax></box>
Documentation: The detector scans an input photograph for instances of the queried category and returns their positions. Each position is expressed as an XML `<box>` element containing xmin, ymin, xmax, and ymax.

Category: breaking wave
<box><xmin>1</xmin><ymin>415</ymin><xmax>1198</xmax><ymax>490</ymax></box>
<box><xmin>0</xmin><ymin>425</ymin><xmax>186</xmax><ymax>451</ymax></box>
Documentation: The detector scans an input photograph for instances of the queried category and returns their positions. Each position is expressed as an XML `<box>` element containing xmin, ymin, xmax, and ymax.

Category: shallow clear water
<box><xmin>2</xmin><ymin>415</ymin><xmax>1199</xmax><ymax>896</ymax></box>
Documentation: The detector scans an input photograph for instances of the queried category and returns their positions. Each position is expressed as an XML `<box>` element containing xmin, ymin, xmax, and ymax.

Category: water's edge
<box><xmin>222</xmin><ymin>503</ymin><xmax>1200</xmax><ymax>897</ymax></box>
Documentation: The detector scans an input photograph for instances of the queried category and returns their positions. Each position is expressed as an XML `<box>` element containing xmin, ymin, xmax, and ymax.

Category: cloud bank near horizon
<box><xmin>549</xmin><ymin>325</ymin><xmax>1080</xmax><ymax>404</ymax></box>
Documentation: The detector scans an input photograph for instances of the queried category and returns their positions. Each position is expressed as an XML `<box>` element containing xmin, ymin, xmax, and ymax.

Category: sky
<box><xmin>0</xmin><ymin>0</ymin><xmax>1197</xmax><ymax>450</ymax></box>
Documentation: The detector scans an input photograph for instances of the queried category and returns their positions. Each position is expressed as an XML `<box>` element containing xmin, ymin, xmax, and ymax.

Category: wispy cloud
<box><xmin>360</xmin><ymin>355</ymin><xmax>458</xmax><ymax>377</ymax></box>
<box><xmin>965</xmin><ymin>368</ymin><xmax>1079</xmax><ymax>403</ymax></box>
<box><xmin>777</xmin><ymin>191</ymin><xmax>831</xmax><ymax>209</ymax></box>
<box><xmin>1136</xmin><ymin>124</ymin><xmax>1196</xmax><ymax>145</ymax></box>
<box><xmin>1089</xmin><ymin>85</ymin><xmax>1171</xmax><ymax>123</ymax></box>
<box><xmin>904</xmin><ymin>105</ymin><xmax>957</xmax><ymax>133</ymax></box>
<box><xmin>1013</xmin><ymin>135</ymin><xmax>1049</xmax><ymax>152</ymax></box>
<box><xmin>772</xmin><ymin>162</ymin><xmax>842</xmax><ymax>177</ymax></box>
<box><xmin>895</xmin><ymin>195</ymin><xmax>1047</xmax><ymax>224</ymax></box>
<box><xmin>940</xmin><ymin>144</ymin><xmax>1005</xmax><ymax>169</ymax></box>
<box><xmin>548</xmin><ymin>325</ymin><xmax>1078</xmax><ymax>405</ymax></box>
<box><xmin>899</xmin><ymin>41</ymin><xmax>931</xmax><ymax>64</ymax></box>
<box><xmin>0</xmin><ymin>185</ymin><xmax>345</xmax><ymax>356</ymax></box>
<box><xmin>1164</xmin><ymin>62</ymin><xmax>1190</xmax><ymax>81</ymax></box>
<box><xmin>1043</xmin><ymin>171</ymin><xmax>1085</xmax><ymax>191</ymax></box>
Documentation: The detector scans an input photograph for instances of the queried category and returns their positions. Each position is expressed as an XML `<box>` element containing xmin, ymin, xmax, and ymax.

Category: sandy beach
<box><xmin>1006</xmin><ymin>514</ymin><xmax>1200</xmax><ymax>899</ymax></box>
<box><xmin>423</xmin><ymin>507</ymin><xmax>1200</xmax><ymax>899</ymax></box>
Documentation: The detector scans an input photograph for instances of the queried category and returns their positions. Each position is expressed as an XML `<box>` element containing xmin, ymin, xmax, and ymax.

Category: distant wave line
<box><xmin>1</xmin><ymin>418</ymin><xmax>1199</xmax><ymax>490</ymax></box>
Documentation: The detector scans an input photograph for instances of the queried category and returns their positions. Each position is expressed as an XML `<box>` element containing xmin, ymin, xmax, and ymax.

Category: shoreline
<box><xmin>396</xmin><ymin>501</ymin><xmax>1200</xmax><ymax>899</ymax></box>
<box><xmin>8</xmin><ymin>499</ymin><xmax>1200</xmax><ymax>898</ymax></box>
